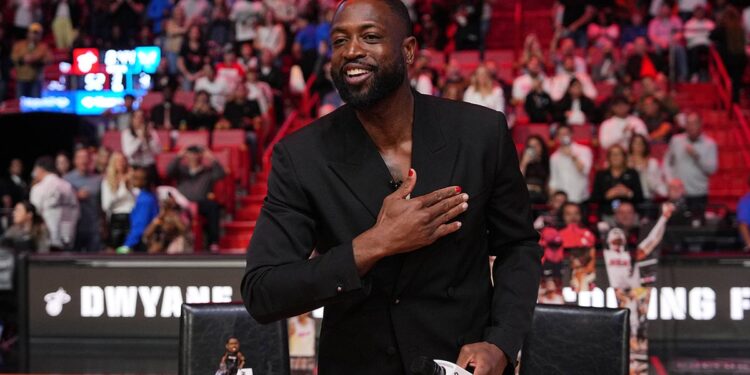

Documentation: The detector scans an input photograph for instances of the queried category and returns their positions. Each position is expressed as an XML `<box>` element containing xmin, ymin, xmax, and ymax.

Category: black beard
<box><xmin>331</xmin><ymin>58</ymin><xmax>406</xmax><ymax>110</ymax></box>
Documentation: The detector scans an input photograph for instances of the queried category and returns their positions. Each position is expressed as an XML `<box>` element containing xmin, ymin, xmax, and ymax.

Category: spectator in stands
<box><xmin>561</xmin><ymin>202</ymin><xmax>584</xmax><ymax>228</ymax></box>
<box><xmin>55</xmin><ymin>152</ymin><xmax>71</xmax><ymax>176</ymax></box>
<box><xmin>245</xmin><ymin>65</ymin><xmax>274</xmax><ymax>115</ymax></box>
<box><xmin>194</xmin><ymin>64</ymin><xmax>230</xmax><ymax>112</ymax></box>
<box><xmin>549</xmin><ymin>55</ymin><xmax>597</xmax><ymax>101</ymax></box>
<box><xmin>409</xmin><ymin>51</ymin><xmax>437</xmax><ymax>95</ymax></box>
<box><xmin>0</xmin><ymin>159</ymin><xmax>28</xmax><ymax>208</ymax></box>
<box><xmin>230</xmin><ymin>0</ymin><xmax>264</xmax><ymax>46</ymax></box>
<box><xmin>51</xmin><ymin>0</ymin><xmax>79</xmax><ymax>50</ymax></box>
<box><xmin>737</xmin><ymin>176</ymin><xmax>750</xmax><ymax>252</ymax></box>
<box><xmin>598</xmin><ymin>201</ymin><xmax>642</xmax><ymax>250</ymax></box>
<box><xmin>463</xmin><ymin>64</ymin><xmax>505</xmax><ymax>113</ymax></box>
<box><xmin>101</xmin><ymin>152</ymin><xmax>134</xmax><ymax>252</ymax></box>
<box><xmin>664</xmin><ymin>112</ymin><xmax>717</xmax><ymax>217</ymax></box>
<box><xmin>591</xmin><ymin>145</ymin><xmax>644</xmax><ymax>217</ymax></box>
<box><xmin>143</xmin><ymin>194</ymin><xmax>190</xmax><ymax>253</ymax></box>
<box><xmin>518</xmin><ymin>33</ymin><xmax>546</xmax><ymax>68</ymax></box>
<box><xmin>109</xmin><ymin>0</ymin><xmax>146</xmax><ymax>44</ymax></box>
<box><xmin>238</xmin><ymin>42</ymin><xmax>257</xmax><ymax>70</ymax></box>
<box><xmin>624</xmin><ymin>36</ymin><xmax>666</xmax><ymax>81</ymax></box>
<box><xmin>639</xmin><ymin>76</ymin><xmax>679</xmax><ymax>118</ymax></box>
<box><xmin>599</xmin><ymin>96</ymin><xmax>649</xmax><ymax>150</ymax></box>
<box><xmin>176</xmin><ymin>0</ymin><xmax>209</xmax><ymax>25</ymax></box>
<box><xmin>512</xmin><ymin>56</ymin><xmax>549</xmax><ymax>105</ymax></box>
<box><xmin>621</xmin><ymin>11</ymin><xmax>648</xmax><ymax>46</ymax></box>
<box><xmin>589</xmin><ymin>38</ymin><xmax>619</xmax><ymax>84</ymax></box>
<box><xmin>10</xmin><ymin>23</ymin><xmax>52</xmax><ymax>98</ymax></box>
<box><xmin>292</xmin><ymin>14</ymin><xmax>319</xmax><ymax>78</ymax></box>
<box><xmin>104</xmin><ymin>94</ymin><xmax>137</xmax><ymax>131</ymax></box>
<box><xmin>186</xmin><ymin>90</ymin><xmax>219</xmax><ymax>130</ymax></box>
<box><xmin>524</xmin><ymin>78</ymin><xmax>554</xmax><ymax>124</ymax></box>
<box><xmin>64</xmin><ymin>148</ymin><xmax>103</xmax><ymax>252</ymax></box>
<box><xmin>163</xmin><ymin>6</ymin><xmax>189</xmax><ymax>74</ymax></box>
<box><xmin>534</xmin><ymin>191</ymin><xmax>568</xmax><ymax>230</ymax></box>
<box><xmin>415</xmin><ymin>13</ymin><xmax>440</xmax><ymax>50</ymax></box>
<box><xmin>555</xmin><ymin>1</ymin><xmax>596</xmax><ymax>47</ymax></box>
<box><xmin>167</xmin><ymin>146</ymin><xmax>225</xmax><ymax>251</ymax></box>
<box><xmin>0</xmin><ymin>201</ymin><xmax>49</xmax><ymax>252</ymax></box>
<box><xmin>553</xmin><ymin>78</ymin><xmax>597</xmax><ymax>126</ymax></box>
<box><xmin>216</xmin><ymin>45</ymin><xmax>246</xmax><ymax>92</ymax></box>
<box><xmin>122</xmin><ymin>110</ymin><xmax>161</xmax><ymax>180</ymax></box>
<box><xmin>549</xmin><ymin>125</ymin><xmax>593</xmax><ymax>204</ymax></box>
<box><xmin>145</xmin><ymin>0</ymin><xmax>172</xmax><ymax>35</ymax></box>
<box><xmin>711</xmin><ymin>6</ymin><xmax>747</xmax><ymax>102</ymax></box>
<box><xmin>637</xmin><ymin>94</ymin><xmax>673</xmax><ymax>143</ymax></box>
<box><xmin>551</xmin><ymin>37</ymin><xmax>587</xmax><ymax>74</ymax></box>
<box><xmin>255</xmin><ymin>10</ymin><xmax>287</xmax><ymax>59</ymax></box>
<box><xmin>684</xmin><ymin>6</ymin><xmax>714</xmax><ymax>82</ymax></box>
<box><xmin>587</xmin><ymin>7</ymin><xmax>620</xmax><ymax>46</ymax></box>
<box><xmin>177</xmin><ymin>25</ymin><xmax>208</xmax><ymax>91</ymax></box>
<box><xmin>94</xmin><ymin>147</ymin><xmax>111</xmax><ymax>175</ymax></box>
<box><xmin>29</xmin><ymin>156</ymin><xmax>79</xmax><ymax>251</ymax></box>
<box><xmin>258</xmin><ymin>47</ymin><xmax>284</xmax><ymax>92</ymax></box>
<box><xmin>150</xmin><ymin>85</ymin><xmax>189</xmax><ymax>129</ymax></box>
<box><xmin>629</xmin><ymin>134</ymin><xmax>667</xmax><ymax>200</ymax></box>
<box><xmin>120</xmin><ymin>167</ymin><xmax>159</xmax><ymax>253</ymax></box>
<box><xmin>678</xmin><ymin>0</ymin><xmax>708</xmax><ymax>21</ymax></box>
<box><xmin>223</xmin><ymin>84</ymin><xmax>262</xmax><ymax>168</ymax></box>
<box><xmin>520</xmin><ymin>135</ymin><xmax>550</xmax><ymax>205</ymax></box>
<box><xmin>207</xmin><ymin>0</ymin><xmax>231</xmax><ymax>47</ymax></box>
<box><xmin>648</xmin><ymin>3</ymin><xmax>688</xmax><ymax>82</ymax></box>
<box><xmin>665</xmin><ymin>178</ymin><xmax>698</xmax><ymax>225</ymax></box>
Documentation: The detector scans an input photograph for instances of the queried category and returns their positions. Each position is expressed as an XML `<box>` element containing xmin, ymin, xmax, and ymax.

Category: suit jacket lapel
<box><xmin>394</xmin><ymin>93</ymin><xmax>460</xmax><ymax>296</ymax></box>
<box><xmin>327</xmin><ymin>105</ymin><xmax>395</xmax><ymax>219</ymax></box>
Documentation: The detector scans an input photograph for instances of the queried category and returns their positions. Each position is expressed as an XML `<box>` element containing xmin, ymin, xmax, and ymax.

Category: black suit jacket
<box><xmin>242</xmin><ymin>93</ymin><xmax>542</xmax><ymax>374</ymax></box>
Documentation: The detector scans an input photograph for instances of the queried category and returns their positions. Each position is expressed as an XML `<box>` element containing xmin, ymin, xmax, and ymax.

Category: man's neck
<box><xmin>355</xmin><ymin>85</ymin><xmax>415</xmax><ymax>150</ymax></box>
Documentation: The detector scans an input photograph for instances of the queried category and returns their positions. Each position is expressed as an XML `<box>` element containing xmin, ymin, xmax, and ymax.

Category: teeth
<box><xmin>346</xmin><ymin>68</ymin><xmax>369</xmax><ymax>77</ymax></box>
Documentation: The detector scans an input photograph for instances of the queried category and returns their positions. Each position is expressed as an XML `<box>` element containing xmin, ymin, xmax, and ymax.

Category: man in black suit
<box><xmin>150</xmin><ymin>85</ymin><xmax>188</xmax><ymax>129</ymax></box>
<box><xmin>241</xmin><ymin>1</ymin><xmax>542</xmax><ymax>374</ymax></box>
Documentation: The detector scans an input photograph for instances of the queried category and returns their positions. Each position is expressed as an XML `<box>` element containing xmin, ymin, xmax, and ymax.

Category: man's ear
<box><xmin>403</xmin><ymin>36</ymin><xmax>418</xmax><ymax>65</ymax></box>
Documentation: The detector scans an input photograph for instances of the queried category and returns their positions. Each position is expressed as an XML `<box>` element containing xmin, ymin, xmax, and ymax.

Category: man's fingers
<box><xmin>426</xmin><ymin>192</ymin><xmax>468</xmax><ymax>219</ymax></box>
<box><xmin>418</xmin><ymin>185</ymin><xmax>462</xmax><ymax>207</ymax></box>
<box><xmin>455</xmin><ymin>345</ymin><xmax>473</xmax><ymax>369</ymax></box>
<box><xmin>432</xmin><ymin>221</ymin><xmax>462</xmax><ymax>240</ymax></box>
<box><xmin>394</xmin><ymin>168</ymin><xmax>416</xmax><ymax>199</ymax></box>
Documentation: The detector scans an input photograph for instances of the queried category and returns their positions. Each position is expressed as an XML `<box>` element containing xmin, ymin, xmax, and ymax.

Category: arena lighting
<box><xmin>20</xmin><ymin>46</ymin><xmax>161</xmax><ymax>115</ymax></box>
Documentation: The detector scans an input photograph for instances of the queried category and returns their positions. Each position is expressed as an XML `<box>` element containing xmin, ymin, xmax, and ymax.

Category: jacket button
<box><xmin>393</xmin><ymin>298</ymin><xmax>400</xmax><ymax>305</ymax></box>
<box><xmin>336</xmin><ymin>285</ymin><xmax>343</xmax><ymax>293</ymax></box>
<box><xmin>387</xmin><ymin>346</ymin><xmax>397</xmax><ymax>355</ymax></box>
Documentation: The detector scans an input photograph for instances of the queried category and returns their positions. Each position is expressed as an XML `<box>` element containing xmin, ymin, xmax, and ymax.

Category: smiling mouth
<box><xmin>346</xmin><ymin>68</ymin><xmax>371</xmax><ymax>77</ymax></box>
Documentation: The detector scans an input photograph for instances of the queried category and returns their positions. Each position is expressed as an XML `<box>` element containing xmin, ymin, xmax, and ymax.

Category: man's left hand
<box><xmin>456</xmin><ymin>342</ymin><xmax>508</xmax><ymax>375</ymax></box>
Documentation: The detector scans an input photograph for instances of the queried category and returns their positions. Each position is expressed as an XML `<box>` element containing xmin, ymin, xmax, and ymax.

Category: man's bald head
<box><xmin>335</xmin><ymin>0</ymin><xmax>413</xmax><ymax>39</ymax></box>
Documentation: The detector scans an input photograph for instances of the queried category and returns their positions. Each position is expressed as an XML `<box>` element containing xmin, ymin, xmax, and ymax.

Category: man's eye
<box><xmin>363</xmin><ymin>34</ymin><xmax>381</xmax><ymax>41</ymax></box>
<box><xmin>333</xmin><ymin>38</ymin><xmax>347</xmax><ymax>46</ymax></box>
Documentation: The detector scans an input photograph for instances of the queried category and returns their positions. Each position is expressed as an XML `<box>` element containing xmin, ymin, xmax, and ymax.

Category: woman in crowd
<box><xmin>519</xmin><ymin>135</ymin><xmax>550</xmax><ymax>204</ymax></box>
<box><xmin>628</xmin><ymin>134</ymin><xmax>667</xmax><ymax>200</ymax></box>
<box><xmin>121</xmin><ymin>110</ymin><xmax>161</xmax><ymax>183</ymax></box>
<box><xmin>55</xmin><ymin>152</ymin><xmax>71</xmax><ymax>176</ymax></box>
<box><xmin>591</xmin><ymin>145</ymin><xmax>644</xmax><ymax>217</ymax></box>
<box><xmin>463</xmin><ymin>64</ymin><xmax>505</xmax><ymax>113</ymax></box>
<box><xmin>177</xmin><ymin>25</ymin><xmax>208</xmax><ymax>91</ymax></box>
<box><xmin>711</xmin><ymin>6</ymin><xmax>747</xmax><ymax>102</ymax></box>
<box><xmin>524</xmin><ymin>78</ymin><xmax>554</xmax><ymax>123</ymax></box>
<box><xmin>186</xmin><ymin>90</ymin><xmax>219</xmax><ymax>130</ymax></box>
<box><xmin>553</xmin><ymin>78</ymin><xmax>597</xmax><ymax>126</ymax></box>
<box><xmin>101</xmin><ymin>152</ymin><xmax>135</xmax><ymax>251</ymax></box>
<box><xmin>0</xmin><ymin>201</ymin><xmax>50</xmax><ymax>252</ymax></box>
<box><xmin>255</xmin><ymin>11</ymin><xmax>286</xmax><ymax>59</ymax></box>
<box><xmin>164</xmin><ymin>6</ymin><xmax>189</xmax><ymax>75</ymax></box>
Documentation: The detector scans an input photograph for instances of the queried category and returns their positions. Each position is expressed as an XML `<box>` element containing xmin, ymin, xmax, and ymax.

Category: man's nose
<box><xmin>342</xmin><ymin>38</ymin><xmax>366</xmax><ymax>60</ymax></box>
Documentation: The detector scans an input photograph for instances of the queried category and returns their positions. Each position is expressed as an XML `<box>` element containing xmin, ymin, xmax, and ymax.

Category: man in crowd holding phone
<box><xmin>549</xmin><ymin>125</ymin><xmax>593</xmax><ymax>204</ymax></box>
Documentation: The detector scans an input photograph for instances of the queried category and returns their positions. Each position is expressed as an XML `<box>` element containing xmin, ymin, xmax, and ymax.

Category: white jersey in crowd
<box><xmin>288</xmin><ymin>316</ymin><xmax>316</xmax><ymax>357</ymax></box>
<box><xmin>30</xmin><ymin>173</ymin><xmax>80</xmax><ymax>249</ymax></box>
<box><xmin>604</xmin><ymin>248</ymin><xmax>640</xmax><ymax>289</ymax></box>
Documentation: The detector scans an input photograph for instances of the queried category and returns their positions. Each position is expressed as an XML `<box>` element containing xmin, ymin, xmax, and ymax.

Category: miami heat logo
<box><xmin>44</xmin><ymin>287</ymin><xmax>71</xmax><ymax>317</ymax></box>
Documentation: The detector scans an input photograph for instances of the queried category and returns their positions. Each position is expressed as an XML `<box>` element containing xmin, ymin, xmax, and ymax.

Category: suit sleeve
<box><xmin>483</xmin><ymin>114</ymin><xmax>543</xmax><ymax>368</ymax></box>
<box><xmin>241</xmin><ymin>142</ymin><xmax>365</xmax><ymax>324</ymax></box>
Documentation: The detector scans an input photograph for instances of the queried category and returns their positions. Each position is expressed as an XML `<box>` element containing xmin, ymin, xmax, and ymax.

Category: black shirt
<box><xmin>223</xmin><ymin>99</ymin><xmax>261</xmax><ymax>130</ymax></box>
<box><xmin>179</xmin><ymin>41</ymin><xmax>207</xmax><ymax>75</ymax></box>
<box><xmin>591</xmin><ymin>168</ymin><xmax>644</xmax><ymax>215</ymax></box>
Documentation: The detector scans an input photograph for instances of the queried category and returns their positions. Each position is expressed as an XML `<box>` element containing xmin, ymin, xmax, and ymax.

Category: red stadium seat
<box><xmin>155</xmin><ymin>129</ymin><xmax>172</xmax><ymax>151</ymax></box>
<box><xmin>155</xmin><ymin>152</ymin><xmax>178</xmax><ymax>181</ymax></box>
<box><xmin>212</xmin><ymin>129</ymin><xmax>250</xmax><ymax>187</ymax></box>
<box><xmin>513</xmin><ymin>123</ymin><xmax>551</xmax><ymax>144</ymax></box>
<box><xmin>175</xmin><ymin>130</ymin><xmax>210</xmax><ymax>150</ymax></box>
<box><xmin>101</xmin><ymin>130</ymin><xmax>122</xmax><ymax>153</ymax></box>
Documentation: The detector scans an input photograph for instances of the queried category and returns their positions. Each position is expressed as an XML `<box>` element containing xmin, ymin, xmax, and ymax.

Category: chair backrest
<box><xmin>520</xmin><ymin>304</ymin><xmax>629</xmax><ymax>375</ymax></box>
<box><xmin>175</xmin><ymin>130</ymin><xmax>210</xmax><ymax>151</ymax></box>
<box><xmin>212</xmin><ymin>129</ymin><xmax>247</xmax><ymax>148</ymax></box>
<box><xmin>101</xmin><ymin>130</ymin><xmax>123</xmax><ymax>153</ymax></box>
<box><xmin>179</xmin><ymin>303</ymin><xmax>290</xmax><ymax>375</ymax></box>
